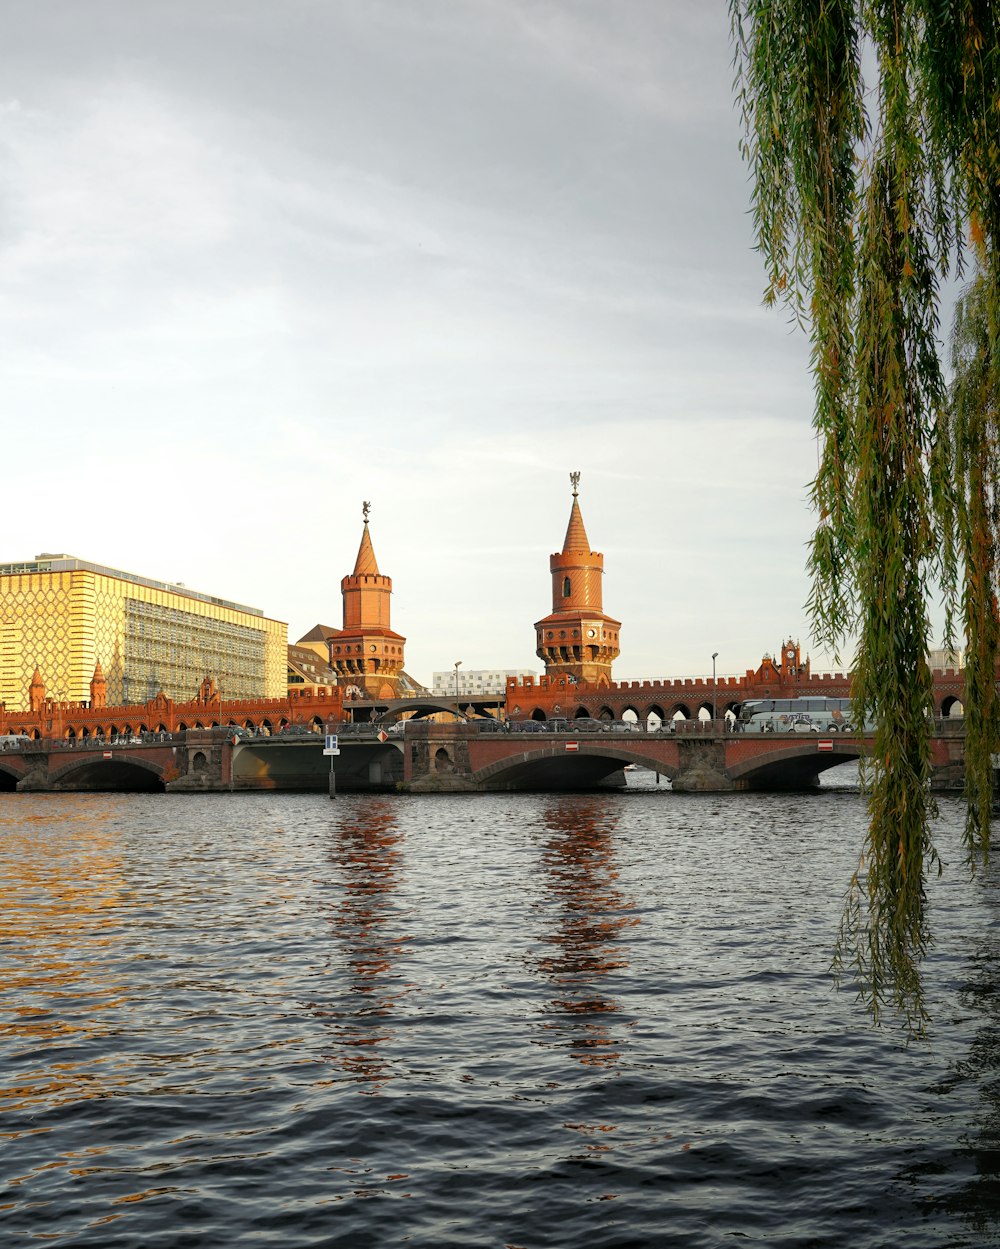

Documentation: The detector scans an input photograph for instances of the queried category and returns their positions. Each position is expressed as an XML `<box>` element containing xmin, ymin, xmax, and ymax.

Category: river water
<box><xmin>2</xmin><ymin>771</ymin><xmax>999</xmax><ymax>1247</ymax></box>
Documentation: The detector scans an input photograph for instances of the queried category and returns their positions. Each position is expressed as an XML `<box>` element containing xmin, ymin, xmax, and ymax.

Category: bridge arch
<box><xmin>0</xmin><ymin>760</ymin><xmax>22</xmax><ymax>791</ymax></box>
<box><xmin>940</xmin><ymin>695</ymin><xmax>964</xmax><ymax>718</ymax></box>
<box><xmin>670</xmin><ymin>703</ymin><xmax>692</xmax><ymax>721</ymax></box>
<box><xmin>471</xmin><ymin>742</ymin><xmax>678</xmax><ymax>791</ymax></box>
<box><xmin>47</xmin><ymin>752</ymin><xmax>166</xmax><ymax>792</ymax></box>
<box><xmin>726</xmin><ymin>739</ymin><xmax>865</xmax><ymax>789</ymax></box>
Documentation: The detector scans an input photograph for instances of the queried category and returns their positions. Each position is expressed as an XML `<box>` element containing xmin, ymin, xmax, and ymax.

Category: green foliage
<box><xmin>731</xmin><ymin>0</ymin><xmax>1000</xmax><ymax>1032</ymax></box>
<box><xmin>947</xmin><ymin>270</ymin><xmax>1000</xmax><ymax>857</ymax></box>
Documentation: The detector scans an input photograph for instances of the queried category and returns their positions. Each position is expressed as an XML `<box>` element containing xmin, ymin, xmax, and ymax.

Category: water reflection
<box><xmin>0</xmin><ymin>797</ymin><xmax>130</xmax><ymax>1112</ymax></box>
<box><xmin>927</xmin><ymin>855</ymin><xmax>1000</xmax><ymax>1239</ymax></box>
<box><xmin>532</xmin><ymin>797</ymin><xmax>638</xmax><ymax>1069</ymax></box>
<box><xmin>320</xmin><ymin>800</ymin><xmax>409</xmax><ymax>1092</ymax></box>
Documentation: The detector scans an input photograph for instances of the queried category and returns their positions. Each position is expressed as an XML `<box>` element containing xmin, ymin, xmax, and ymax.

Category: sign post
<box><xmin>324</xmin><ymin>733</ymin><xmax>340</xmax><ymax>798</ymax></box>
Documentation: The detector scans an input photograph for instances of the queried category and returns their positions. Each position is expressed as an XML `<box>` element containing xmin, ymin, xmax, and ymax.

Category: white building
<box><xmin>431</xmin><ymin>668</ymin><xmax>537</xmax><ymax>697</ymax></box>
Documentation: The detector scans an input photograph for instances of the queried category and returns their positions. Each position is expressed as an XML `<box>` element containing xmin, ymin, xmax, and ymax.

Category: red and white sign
<box><xmin>565</xmin><ymin>740</ymin><xmax>580</xmax><ymax>752</ymax></box>
<box><xmin>377</xmin><ymin>730</ymin><xmax>388</xmax><ymax>743</ymax></box>
<box><xmin>818</xmin><ymin>740</ymin><xmax>834</xmax><ymax>752</ymax></box>
<box><xmin>103</xmin><ymin>751</ymin><xmax>112</xmax><ymax>758</ymax></box>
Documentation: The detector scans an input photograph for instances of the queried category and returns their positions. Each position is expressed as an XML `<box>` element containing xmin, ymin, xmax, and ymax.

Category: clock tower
<box><xmin>779</xmin><ymin>638</ymin><xmax>809</xmax><ymax>681</ymax></box>
<box><xmin>533</xmin><ymin>472</ymin><xmax>621</xmax><ymax>686</ymax></box>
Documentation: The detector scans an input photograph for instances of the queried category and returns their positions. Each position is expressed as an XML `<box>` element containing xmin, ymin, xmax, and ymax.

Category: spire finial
<box><xmin>570</xmin><ymin>470</ymin><xmax>580</xmax><ymax>498</ymax></box>
<box><xmin>362</xmin><ymin>501</ymin><xmax>371</xmax><ymax>525</ymax></box>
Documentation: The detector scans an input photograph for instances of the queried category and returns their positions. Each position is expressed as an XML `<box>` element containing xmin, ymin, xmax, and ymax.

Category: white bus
<box><xmin>737</xmin><ymin>697</ymin><xmax>857</xmax><ymax>733</ymax></box>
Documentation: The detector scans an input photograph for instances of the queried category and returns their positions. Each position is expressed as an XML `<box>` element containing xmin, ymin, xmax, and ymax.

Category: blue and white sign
<box><xmin>323</xmin><ymin>734</ymin><xmax>340</xmax><ymax>756</ymax></box>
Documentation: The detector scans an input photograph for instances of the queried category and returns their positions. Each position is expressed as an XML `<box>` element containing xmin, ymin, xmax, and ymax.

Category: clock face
<box><xmin>587</xmin><ymin>629</ymin><xmax>596</xmax><ymax>638</ymax></box>
<box><xmin>369</xmin><ymin>644</ymin><xmax>377</xmax><ymax>652</ymax></box>
<box><xmin>786</xmin><ymin>648</ymin><xmax>795</xmax><ymax>658</ymax></box>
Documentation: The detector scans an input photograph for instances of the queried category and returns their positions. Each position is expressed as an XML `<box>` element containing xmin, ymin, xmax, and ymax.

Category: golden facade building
<box><xmin>0</xmin><ymin>554</ymin><xmax>287</xmax><ymax>709</ymax></box>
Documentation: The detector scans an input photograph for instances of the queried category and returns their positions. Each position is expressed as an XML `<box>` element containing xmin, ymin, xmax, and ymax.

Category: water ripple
<box><xmin>0</xmin><ymin>789</ymin><xmax>997</xmax><ymax>1246</ymax></box>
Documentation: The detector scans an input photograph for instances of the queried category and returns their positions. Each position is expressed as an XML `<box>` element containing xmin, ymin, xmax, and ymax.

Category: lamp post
<box><xmin>454</xmin><ymin>661</ymin><xmax>462</xmax><ymax>720</ymax></box>
<box><xmin>711</xmin><ymin>652</ymin><xmax>719</xmax><ymax>723</ymax></box>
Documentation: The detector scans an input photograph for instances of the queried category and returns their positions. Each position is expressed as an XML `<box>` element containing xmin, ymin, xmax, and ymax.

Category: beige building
<box><xmin>0</xmin><ymin>554</ymin><xmax>287</xmax><ymax>710</ymax></box>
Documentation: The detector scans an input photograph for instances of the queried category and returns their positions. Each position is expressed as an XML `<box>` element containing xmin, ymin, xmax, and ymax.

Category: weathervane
<box><xmin>570</xmin><ymin>470</ymin><xmax>580</xmax><ymax>497</ymax></box>
<box><xmin>362</xmin><ymin>501</ymin><xmax>371</xmax><ymax>525</ymax></box>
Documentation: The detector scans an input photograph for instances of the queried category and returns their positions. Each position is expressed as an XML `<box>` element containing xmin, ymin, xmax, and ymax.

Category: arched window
<box><xmin>562</xmin><ymin>576</ymin><xmax>571</xmax><ymax>597</ymax></box>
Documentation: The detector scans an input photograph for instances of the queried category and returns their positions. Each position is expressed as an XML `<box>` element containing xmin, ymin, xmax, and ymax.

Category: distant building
<box><xmin>287</xmin><ymin>644</ymin><xmax>339</xmax><ymax>694</ymax></box>
<box><xmin>0</xmin><ymin>554</ymin><xmax>287</xmax><ymax>709</ymax></box>
<box><xmin>929</xmin><ymin>647</ymin><xmax>963</xmax><ymax>670</ymax></box>
<box><xmin>431</xmin><ymin>669</ymin><xmax>536</xmax><ymax>697</ymax></box>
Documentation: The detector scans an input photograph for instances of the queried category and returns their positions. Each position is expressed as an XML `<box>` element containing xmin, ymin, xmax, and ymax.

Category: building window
<box><xmin>562</xmin><ymin>577</ymin><xmax>571</xmax><ymax>597</ymax></box>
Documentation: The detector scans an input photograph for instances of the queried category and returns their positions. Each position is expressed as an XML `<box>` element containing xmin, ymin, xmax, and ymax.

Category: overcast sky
<box><xmin>2</xmin><ymin>0</ymin><xmax>872</xmax><ymax>685</ymax></box>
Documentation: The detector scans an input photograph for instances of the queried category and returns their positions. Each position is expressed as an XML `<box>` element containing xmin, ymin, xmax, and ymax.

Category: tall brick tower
<box><xmin>328</xmin><ymin>503</ymin><xmax>407</xmax><ymax>699</ymax></box>
<box><xmin>534</xmin><ymin>472</ymin><xmax>621</xmax><ymax>685</ymax></box>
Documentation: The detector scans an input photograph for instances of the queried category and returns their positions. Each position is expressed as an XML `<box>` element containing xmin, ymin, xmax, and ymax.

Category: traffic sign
<box><xmin>324</xmin><ymin>733</ymin><xmax>340</xmax><ymax>756</ymax></box>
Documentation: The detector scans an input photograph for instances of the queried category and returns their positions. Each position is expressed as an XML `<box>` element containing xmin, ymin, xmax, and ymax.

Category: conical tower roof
<box><xmin>561</xmin><ymin>471</ymin><xmax>591</xmax><ymax>553</ymax></box>
<box><xmin>353</xmin><ymin>514</ymin><xmax>380</xmax><ymax>575</ymax></box>
<box><xmin>562</xmin><ymin>496</ymin><xmax>591</xmax><ymax>554</ymax></box>
<box><xmin>92</xmin><ymin>658</ymin><xmax>105</xmax><ymax>680</ymax></box>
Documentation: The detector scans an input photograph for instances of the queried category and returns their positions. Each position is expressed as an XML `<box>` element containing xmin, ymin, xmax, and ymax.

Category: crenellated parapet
<box><xmin>505</xmin><ymin>645</ymin><xmax>968</xmax><ymax>721</ymax></box>
<box><xmin>0</xmin><ymin>670</ymin><xmax>345</xmax><ymax>741</ymax></box>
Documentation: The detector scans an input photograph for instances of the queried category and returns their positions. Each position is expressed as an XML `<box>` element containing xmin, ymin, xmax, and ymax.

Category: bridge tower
<box><xmin>328</xmin><ymin>503</ymin><xmax>407</xmax><ymax>699</ymax></box>
<box><xmin>533</xmin><ymin>472</ymin><xmax>621</xmax><ymax>686</ymax></box>
<box><xmin>90</xmin><ymin>660</ymin><xmax>107</xmax><ymax>709</ymax></box>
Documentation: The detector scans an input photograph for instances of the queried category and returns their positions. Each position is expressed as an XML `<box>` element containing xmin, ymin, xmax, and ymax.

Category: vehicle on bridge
<box><xmin>737</xmin><ymin>697</ymin><xmax>860</xmax><ymax>733</ymax></box>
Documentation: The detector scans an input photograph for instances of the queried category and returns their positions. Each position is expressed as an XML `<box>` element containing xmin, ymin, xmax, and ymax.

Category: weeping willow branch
<box><xmin>947</xmin><ymin>270</ymin><xmax>1000</xmax><ymax>860</ymax></box>
<box><xmin>731</xmin><ymin>0</ymin><xmax>1000</xmax><ymax>1033</ymax></box>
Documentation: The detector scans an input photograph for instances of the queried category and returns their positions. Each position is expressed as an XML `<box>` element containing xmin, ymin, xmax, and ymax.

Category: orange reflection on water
<box><xmin>533</xmin><ymin>798</ymin><xmax>638</xmax><ymax>1069</ymax></box>
<box><xmin>318</xmin><ymin>800</ymin><xmax>410</xmax><ymax>1092</ymax></box>
<box><xmin>0</xmin><ymin>797</ymin><xmax>130</xmax><ymax>1110</ymax></box>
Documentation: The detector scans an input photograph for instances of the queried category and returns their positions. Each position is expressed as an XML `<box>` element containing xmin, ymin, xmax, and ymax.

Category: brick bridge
<box><xmin>401</xmin><ymin>719</ymin><xmax>967</xmax><ymax>793</ymax></box>
<box><xmin>0</xmin><ymin>719</ymin><xmax>967</xmax><ymax>794</ymax></box>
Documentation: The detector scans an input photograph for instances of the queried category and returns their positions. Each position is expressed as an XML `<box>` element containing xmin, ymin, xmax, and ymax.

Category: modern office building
<box><xmin>0</xmin><ymin>554</ymin><xmax>287</xmax><ymax>709</ymax></box>
<box><xmin>431</xmin><ymin>669</ymin><xmax>536</xmax><ymax>697</ymax></box>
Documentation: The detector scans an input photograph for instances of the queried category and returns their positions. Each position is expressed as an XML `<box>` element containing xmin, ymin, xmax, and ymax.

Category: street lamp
<box><xmin>454</xmin><ymin>661</ymin><xmax>462</xmax><ymax>720</ymax></box>
<box><xmin>712</xmin><ymin>652</ymin><xmax>719</xmax><ymax>723</ymax></box>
